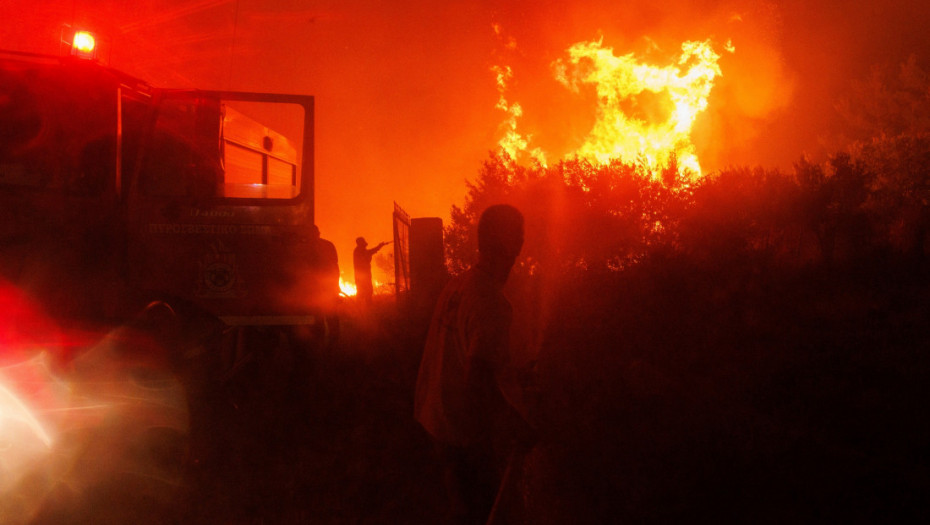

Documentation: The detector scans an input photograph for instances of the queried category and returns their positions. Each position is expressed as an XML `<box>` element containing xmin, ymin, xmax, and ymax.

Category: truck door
<box><xmin>126</xmin><ymin>90</ymin><xmax>316</xmax><ymax>325</ymax></box>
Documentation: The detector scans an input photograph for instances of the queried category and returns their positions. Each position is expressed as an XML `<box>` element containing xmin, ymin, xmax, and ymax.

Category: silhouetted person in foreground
<box><xmin>353</xmin><ymin>237</ymin><xmax>388</xmax><ymax>304</ymax></box>
<box><xmin>414</xmin><ymin>204</ymin><xmax>535</xmax><ymax>525</ymax></box>
<box><xmin>308</xmin><ymin>225</ymin><xmax>340</xmax><ymax>345</ymax></box>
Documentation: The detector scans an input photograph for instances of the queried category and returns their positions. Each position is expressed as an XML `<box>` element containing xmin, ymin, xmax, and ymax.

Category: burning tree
<box><xmin>433</xmin><ymin>37</ymin><xmax>930</xmax><ymax>522</ymax></box>
<box><xmin>493</xmin><ymin>34</ymin><xmax>731</xmax><ymax>179</ymax></box>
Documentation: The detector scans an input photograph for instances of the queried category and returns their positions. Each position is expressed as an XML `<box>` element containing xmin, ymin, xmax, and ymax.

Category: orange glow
<box><xmin>497</xmin><ymin>37</ymin><xmax>731</xmax><ymax>180</ymax></box>
<box><xmin>4</xmin><ymin>1</ymin><xmax>924</xmax><ymax>279</ymax></box>
<box><xmin>372</xmin><ymin>278</ymin><xmax>389</xmax><ymax>296</ymax></box>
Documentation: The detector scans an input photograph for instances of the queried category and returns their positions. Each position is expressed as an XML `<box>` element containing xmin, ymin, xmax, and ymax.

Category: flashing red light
<box><xmin>72</xmin><ymin>31</ymin><xmax>97</xmax><ymax>59</ymax></box>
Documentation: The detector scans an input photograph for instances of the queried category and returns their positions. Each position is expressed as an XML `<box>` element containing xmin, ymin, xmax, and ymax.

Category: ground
<box><xmin>6</xmin><ymin>273</ymin><xmax>930</xmax><ymax>524</ymax></box>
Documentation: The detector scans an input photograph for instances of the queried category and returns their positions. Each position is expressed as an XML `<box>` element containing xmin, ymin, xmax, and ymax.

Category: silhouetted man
<box><xmin>308</xmin><ymin>225</ymin><xmax>340</xmax><ymax>345</ymax></box>
<box><xmin>414</xmin><ymin>204</ymin><xmax>534</xmax><ymax>524</ymax></box>
<box><xmin>353</xmin><ymin>237</ymin><xmax>388</xmax><ymax>304</ymax></box>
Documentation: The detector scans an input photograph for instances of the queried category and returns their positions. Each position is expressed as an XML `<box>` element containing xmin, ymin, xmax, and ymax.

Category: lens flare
<box><xmin>0</xmin><ymin>379</ymin><xmax>53</xmax><ymax>448</ymax></box>
<box><xmin>1</xmin><ymin>324</ymin><xmax>189</xmax><ymax>522</ymax></box>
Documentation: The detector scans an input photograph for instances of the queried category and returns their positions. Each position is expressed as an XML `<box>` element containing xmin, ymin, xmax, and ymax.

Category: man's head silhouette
<box><xmin>477</xmin><ymin>204</ymin><xmax>524</xmax><ymax>282</ymax></box>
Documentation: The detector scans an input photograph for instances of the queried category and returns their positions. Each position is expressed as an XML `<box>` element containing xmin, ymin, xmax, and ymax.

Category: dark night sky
<box><xmin>3</xmin><ymin>0</ymin><xmax>930</xmax><ymax>284</ymax></box>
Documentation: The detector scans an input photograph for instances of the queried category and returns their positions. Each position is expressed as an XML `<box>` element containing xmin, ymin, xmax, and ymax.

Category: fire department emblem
<box><xmin>197</xmin><ymin>241</ymin><xmax>245</xmax><ymax>297</ymax></box>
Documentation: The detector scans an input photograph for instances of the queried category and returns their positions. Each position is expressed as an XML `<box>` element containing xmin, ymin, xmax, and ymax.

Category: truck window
<box><xmin>221</xmin><ymin>102</ymin><xmax>302</xmax><ymax>199</ymax></box>
<box><xmin>138</xmin><ymin>95</ymin><xmax>303</xmax><ymax>201</ymax></box>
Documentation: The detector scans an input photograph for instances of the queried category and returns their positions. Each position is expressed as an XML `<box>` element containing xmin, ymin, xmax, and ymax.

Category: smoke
<box><xmin>2</xmin><ymin>0</ymin><xmax>930</xmax><ymax>280</ymax></box>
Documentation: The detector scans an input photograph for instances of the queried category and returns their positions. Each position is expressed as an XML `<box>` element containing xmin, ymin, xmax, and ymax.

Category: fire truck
<box><xmin>0</xmin><ymin>28</ymin><xmax>345</xmax><ymax>520</ymax></box>
<box><xmin>0</xmin><ymin>30</ymin><xmax>328</xmax><ymax>356</ymax></box>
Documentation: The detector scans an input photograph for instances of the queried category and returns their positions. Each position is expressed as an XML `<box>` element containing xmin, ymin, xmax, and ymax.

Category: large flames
<box><xmin>497</xmin><ymin>36</ymin><xmax>732</xmax><ymax>180</ymax></box>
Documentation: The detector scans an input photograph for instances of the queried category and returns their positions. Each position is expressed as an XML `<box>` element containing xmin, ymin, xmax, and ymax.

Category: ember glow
<box><xmin>339</xmin><ymin>277</ymin><xmax>391</xmax><ymax>298</ymax></box>
<box><xmin>340</xmin><ymin>277</ymin><xmax>357</xmax><ymax>297</ymax></box>
<box><xmin>498</xmin><ymin>37</ymin><xmax>731</xmax><ymax>179</ymax></box>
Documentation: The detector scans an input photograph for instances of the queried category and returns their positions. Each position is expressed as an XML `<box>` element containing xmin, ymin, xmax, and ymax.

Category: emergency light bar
<box><xmin>72</xmin><ymin>31</ymin><xmax>96</xmax><ymax>59</ymax></box>
<box><xmin>60</xmin><ymin>25</ymin><xmax>106</xmax><ymax>62</ymax></box>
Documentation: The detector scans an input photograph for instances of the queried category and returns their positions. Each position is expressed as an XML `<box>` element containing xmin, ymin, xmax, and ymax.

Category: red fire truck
<box><xmin>0</xmin><ymin>30</ymin><xmax>327</xmax><ymax>350</ymax></box>
<box><xmin>0</xmin><ymin>29</ymin><xmax>342</xmax><ymax>521</ymax></box>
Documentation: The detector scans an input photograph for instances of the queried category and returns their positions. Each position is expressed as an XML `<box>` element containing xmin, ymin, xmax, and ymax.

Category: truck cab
<box><xmin>0</xmin><ymin>48</ymin><xmax>321</xmax><ymax>330</ymax></box>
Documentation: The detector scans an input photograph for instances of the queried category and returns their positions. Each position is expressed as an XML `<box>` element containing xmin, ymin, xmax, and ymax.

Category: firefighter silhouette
<box><xmin>353</xmin><ymin>237</ymin><xmax>388</xmax><ymax>304</ymax></box>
